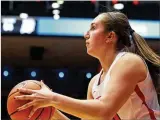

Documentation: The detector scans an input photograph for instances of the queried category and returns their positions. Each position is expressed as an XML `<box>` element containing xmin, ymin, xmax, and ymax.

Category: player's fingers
<box><xmin>14</xmin><ymin>94</ymin><xmax>35</xmax><ymax>100</ymax></box>
<box><xmin>40</xmin><ymin>80</ymin><xmax>45</xmax><ymax>87</ymax></box>
<box><xmin>17</xmin><ymin>101</ymin><xmax>34</xmax><ymax>111</ymax></box>
<box><xmin>40</xmin><ymin>80</ymin><xmax>51</xmax><ymax>90</ymax></box>
<box><xmin>28</xmin><ymin>107</ymin><xmax>39</xmax><ymax>119</ymax></box>
<box><xmin>17</xmin><ymin>88</ymin><xmax>34</xmax><ymax>94</ymax></box>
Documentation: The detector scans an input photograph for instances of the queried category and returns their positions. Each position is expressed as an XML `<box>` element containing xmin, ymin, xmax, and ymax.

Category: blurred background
<box><xmin>1</xmin><ymin>1</ymin><xmax>160</xmax><ymax>119</ymax></box>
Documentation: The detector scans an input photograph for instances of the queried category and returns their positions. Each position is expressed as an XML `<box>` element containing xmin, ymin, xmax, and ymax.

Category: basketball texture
<box><xmin>7</xmin><ymin>80</ymin><xmax>55</xmax><ymax>120</ymax></box>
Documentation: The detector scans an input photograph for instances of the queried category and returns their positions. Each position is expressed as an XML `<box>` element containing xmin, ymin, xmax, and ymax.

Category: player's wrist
<box><xmin>51</xmin><ymin>92</ymin><xmax>59</xmax><ymax>105</ymax></box>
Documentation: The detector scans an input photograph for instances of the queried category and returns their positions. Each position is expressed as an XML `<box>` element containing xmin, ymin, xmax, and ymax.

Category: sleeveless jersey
<box><xmin>92</xmin><ymin>52</ymin><xmax>160</xmax><ymax>119</ymax></box>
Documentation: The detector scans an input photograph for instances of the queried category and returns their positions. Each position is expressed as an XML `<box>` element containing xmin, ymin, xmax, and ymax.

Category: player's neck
<box><xmin>99</xmin><ymin>50</ymin><xmax>118</xmax><ymax>74</ymax></box>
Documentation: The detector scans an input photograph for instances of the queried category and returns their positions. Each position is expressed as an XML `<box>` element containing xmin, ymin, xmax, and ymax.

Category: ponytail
<box><xmin>132</xmin><ymin>32</ymin><xmax>160</xmax><ymax>66</ymax></box>
<box><xmin>100</xmin><ymin>11</ymin><xmax>160</xmax><ymax>94</ymax></box>
<box><xmin>131</xmin><ymin>31</ymin><xmax>160</xmax><ymax>93</ymax></box>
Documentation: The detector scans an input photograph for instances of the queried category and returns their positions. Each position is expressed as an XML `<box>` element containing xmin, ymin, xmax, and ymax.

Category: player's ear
<box><xmin>105</xmin><ymin>31</ymin><xmax>117</xmax><ymax>43</ymax></box>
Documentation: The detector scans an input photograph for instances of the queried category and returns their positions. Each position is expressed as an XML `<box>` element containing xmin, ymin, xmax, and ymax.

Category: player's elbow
<box><xmin>97</xmin><ymin>108</ymin><xmax>113</xmax><ymax>120</ymax></box>
<box><xmin>82</xmin><ymin>101</ymin><xmax>114</xmax><ymax>120</ymax></box>
<box><xmin>82</xmin><ymin>109</ymin><xmax>112</xmax><ymax>120</ymax></box>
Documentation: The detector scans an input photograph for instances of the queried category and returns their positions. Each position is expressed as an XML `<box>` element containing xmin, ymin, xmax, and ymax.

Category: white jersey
<box><xmin>92</xmin><ymin>52</ymin><xmax>160</xmax><ymax>120</ymax></box>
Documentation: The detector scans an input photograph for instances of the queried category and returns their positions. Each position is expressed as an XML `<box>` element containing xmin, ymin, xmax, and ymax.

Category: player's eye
<box><xmin>90</xmin><ymin>26</ymin><xmax>96</xmax><ymax>30</ymax></box>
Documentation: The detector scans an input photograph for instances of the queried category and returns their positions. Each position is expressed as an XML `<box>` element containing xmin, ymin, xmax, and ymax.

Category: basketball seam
<box><xmin>8</xmin><ymin>82</ymin><xmax>27</xmax><ymax>97</ymax></box>
<box><xmin>31</xmin><ymin>81</ymin><xmax>42</xmax><ymax>89</ymax></box>
<box><xmin>8</xmin><ymin>80</ymin><xmax>42</xmax><ymax>119</ymax></box>
<box><xmin>9</xmin><ymin>110</ymin><xmax>19</xmax><ymax>116</ymax></box>
<box><xmin>8</xmin><ymin>81</ymin><xmax>41</xmax><ymax>98</ymax></box>
<box><xmin>49</xmin><ymin>106</ymin><xmax>53</xmax><ymax>120</ymax></box>
<box><xmin>35</xmin><ymin>108</ymin><xmax>44</xmax><ymax>120</ymax></box>
<box><xmin>9</xmin><ymin>107</ymin><xmax>45</xmax><ymax>120</ymax></box>
<box><xmin>9</xmin><ymin>100</ymin><xmax>31</xmax><ymax>116</ymax></box>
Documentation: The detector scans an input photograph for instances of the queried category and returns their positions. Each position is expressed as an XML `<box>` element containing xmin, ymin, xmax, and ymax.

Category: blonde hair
<box><xmin>99</xmin><ymin>11</ymin><xmax>160</xmax><ymax>93</ymax></box>
<box><xmin>132</xmin><ymin>32</ymin><xmax>160</xmax><ymax>66</ymax></box>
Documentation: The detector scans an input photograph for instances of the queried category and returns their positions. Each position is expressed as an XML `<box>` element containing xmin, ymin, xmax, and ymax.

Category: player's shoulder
<box><xmin>118</xmin><ymin>52</ymin><xmax>146</xmax><ymax>67</ymax></box>
<box><xmin>112</xmin><ymin>52</ymin><xmax>147</xmax><ymax>80</ymax></box>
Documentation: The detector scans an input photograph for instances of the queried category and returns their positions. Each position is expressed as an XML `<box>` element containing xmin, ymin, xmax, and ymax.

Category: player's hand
<box><xmin>14</xmin><ymin>80</ymin><xmax>55</xmax><ymax>119</ymax></box>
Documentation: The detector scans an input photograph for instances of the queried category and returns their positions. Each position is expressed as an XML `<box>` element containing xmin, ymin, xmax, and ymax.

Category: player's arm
<box><xmin>52</xmin><ymin>109</ymin><xmax>70</xmax><ymax>120</ymax></box>
<box><xmin>97</xmin><ymin>54</ymin><xmax>147</xmax><ymax>119</ymax></box>
<box><xmin>50</xmin><ymin>54</ymin><xmax>146</xmax><ymax>119</ymax></box>
<box><xmin>15</xmin><ymin>54</ymin><xmax>146</xmax><ymax>120</ymax></box>
<box><xmin>52</xmin><ymin>74</ymin><xmax>97</xmax><ymax>120</ymax></box>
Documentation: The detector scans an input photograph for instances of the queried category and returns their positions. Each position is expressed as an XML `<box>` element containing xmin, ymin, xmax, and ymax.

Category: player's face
<box><xmin>84</xmin><ymin>15</ymin><xmax>107</xmax><ymax>58</ymax></box>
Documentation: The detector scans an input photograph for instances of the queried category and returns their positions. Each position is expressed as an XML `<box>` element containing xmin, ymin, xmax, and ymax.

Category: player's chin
<box><xmin>86</xmin><ymin>48</ymin><xmax>92</xmax><ymax>55</ymax></box>
<box><xmin>87</xmin><ymin>49</ymin><xmax>96</xmax><ymax>57</ymax></box>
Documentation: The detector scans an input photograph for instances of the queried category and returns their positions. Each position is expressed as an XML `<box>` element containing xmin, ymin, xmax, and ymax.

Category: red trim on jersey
<box><xmin>135</xmin><ymin>85</ymin><xmax>156</xmax><ymax>120</ymax></box>
<box><xmin>96</xmin><ymin>96</ymin><xmax>101</xmax><ymax>99</ymax></box>
<box><xmin>97</xmin><ymin>64</ymin><xmax>102</xmax><ymax>72</ymax></box>
<box><xmin>113</xmin><ymin>114</ymin><xmax>121</xmax><ymax>120</ymax></box>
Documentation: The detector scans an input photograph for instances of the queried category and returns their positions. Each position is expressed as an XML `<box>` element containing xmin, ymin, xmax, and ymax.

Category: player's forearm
<box><xmin>52</xmin><ymin>109</ymin><xmax>70</xmax><ymax>120</ymax></box>
<box><xmin>51</xmin><ymin>92</ymin><xmax>111</xmax><ymax>120</ymax></box>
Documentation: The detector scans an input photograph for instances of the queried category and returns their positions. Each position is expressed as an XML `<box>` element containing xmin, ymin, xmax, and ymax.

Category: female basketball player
<box><xmin>15</xmin><ymin>12</ymin><xmax>160</xmax><ymax>120</ymax></box>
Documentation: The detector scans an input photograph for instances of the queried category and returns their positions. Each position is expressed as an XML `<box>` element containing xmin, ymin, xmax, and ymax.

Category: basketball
<box><xmin>7</xmin><ymin>80</ymin><xmax>55</xmax><ymax>120</ymax></box>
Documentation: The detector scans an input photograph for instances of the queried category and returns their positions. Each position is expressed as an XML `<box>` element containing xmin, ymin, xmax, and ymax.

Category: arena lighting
<box><xmin>19</xmin><ymin>13</ymin><xmax>28</xmax><ymax>19</ymax></box>
<box><xmin>59</xmin><ymin>72</ymin><xmax>64</xmax><ymax>78</ymax></box>
<box><xmin>2</xmin><ymin>66</ymin><xmax>13</xmax><ymax>80</ymax></box>
<box><xmin>53</xmin><ymin>14</ymin><xmax>60</xmax><ymax>20</ymax></box>
<box><xmin>55</xmin><ymin>69</ymin><xmax>68</xmax><ymax>80</ymax></box>
<box><xmin>31</xmin><ymin>71</ymin><xmax>37</xmax><ymax>77</ymax></box>
<box><xmin>3</xmin><ymin>70</ymin><xmax>9</xmax><ymax>77</ymax></box>
<box><xmin>57</xmin><ymin>0</ymin><xmax>64</xmax><ymax>4</ymax></box>
<box><xmin>2</xmin><ymin>18</ymin><xmax>16</xmax><ymax>32</ymax></box>
<box><xmin>86</xmin><ymin>72</ymin><xmax>92</xmax><ymax>79</ymax></box>
<box><xmin>113</xmin><ymin>3</ymin><xmax>124</xmax><ymax>10</ymax></box>
<box><xmin>52</xmin><ymin>2</ymin><xmax>60</xmax><ymax>9</ymax></box>
<box><xmin>52</xmin><ymin>9</ymin><xmax>60</xmax><ymax>15</ymax></box>
<box><xmin>3</xmin><ymin>22</ymin><xmax>14</xmax><ymax>32</ymax></box>
<box><xmin>20</xmin><ymin>18</ymin><xmax>36</xmax><ymax>34</ymax></box>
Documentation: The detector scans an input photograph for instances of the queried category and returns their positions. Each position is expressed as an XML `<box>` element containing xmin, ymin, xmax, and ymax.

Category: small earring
<box><xmin>106</xmin><ymin>40</ymin><xmax>112</xmax><ymax>44</ymax></box>
<box><xmin>106</xmin><ymin>40</ymin><xmax>109</xmax><ymax>43</ymax></box>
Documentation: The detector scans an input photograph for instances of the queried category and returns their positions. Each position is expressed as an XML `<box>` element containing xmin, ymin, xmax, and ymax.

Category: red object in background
<box><xmin>91</xmin><ymin>0</ymin><xmax>96</xmax><ymax>4</ymax></box>
<box><xmin>133</xmin><ymin>0</ymin><xmax>139</xmax><ymax>5</ymax></box>
<box><xmin>112</xmin><ymin>0</ymin><xmax>118</xmax><ymax>5</ymax></box>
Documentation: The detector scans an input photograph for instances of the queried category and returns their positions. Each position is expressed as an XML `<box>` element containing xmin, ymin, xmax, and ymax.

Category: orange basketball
<box><xmin>7</xmin><ymin>80</ymin><xmax>55</xmax><ymax>120</ymax></box>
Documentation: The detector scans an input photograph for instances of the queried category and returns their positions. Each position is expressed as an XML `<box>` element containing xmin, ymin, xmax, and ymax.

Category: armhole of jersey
<box><xmin>91</xmin><ymin>71</ymin><xmax>102</xmax><ymax>97</ymax></box>
<box><xmin>137</xmin><ymin>55</ymin><xmax>149</xmax><ymax>82</ymax></box>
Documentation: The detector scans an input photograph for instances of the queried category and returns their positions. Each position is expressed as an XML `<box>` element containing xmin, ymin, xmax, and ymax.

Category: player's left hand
<box><xmin>14</xmin><ymin>80</ymin><xmax>55</xmax><ymax>119</ymax></box>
